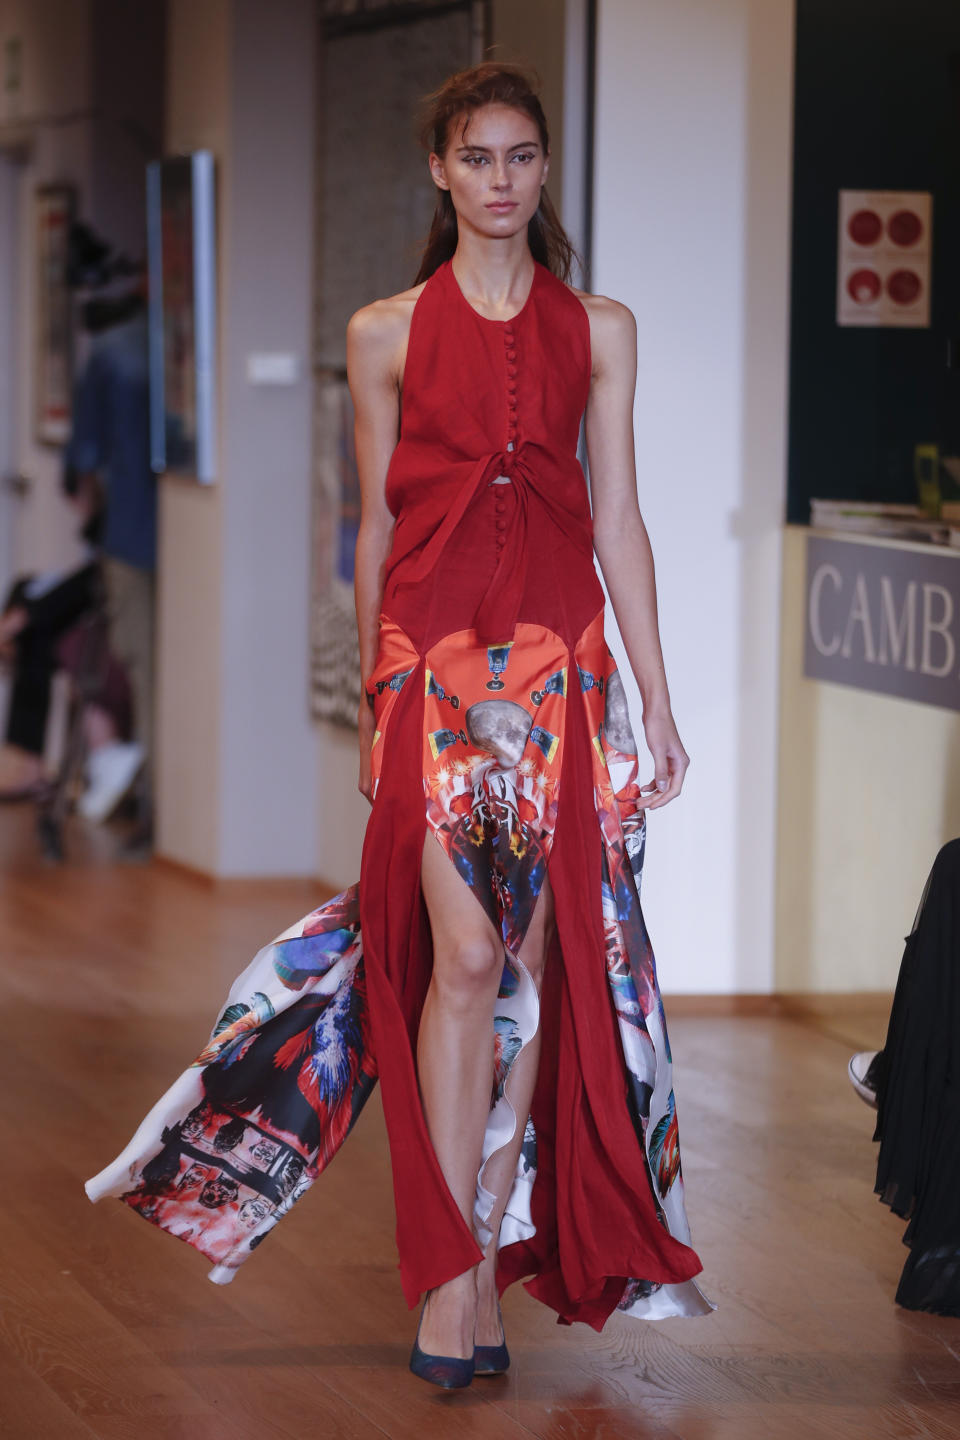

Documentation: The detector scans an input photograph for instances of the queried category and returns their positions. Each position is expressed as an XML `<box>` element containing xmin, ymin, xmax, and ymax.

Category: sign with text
<box><xmin>805</xmin><ymin>534</ymin><xmax>960</xmax><ymax>712</ymax></box>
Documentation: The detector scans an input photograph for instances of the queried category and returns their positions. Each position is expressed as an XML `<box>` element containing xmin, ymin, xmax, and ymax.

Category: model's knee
<box><xmin>433</xmin><ymin>933</ymin><xmax>503</xmax><ymax>1004</ymax></box>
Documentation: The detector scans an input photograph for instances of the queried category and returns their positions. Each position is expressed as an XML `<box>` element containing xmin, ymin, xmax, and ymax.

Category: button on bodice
<box><xmin>491</xmin><ymin>321</ymin><xmax>521</xmax><ymax>556</ymax></box>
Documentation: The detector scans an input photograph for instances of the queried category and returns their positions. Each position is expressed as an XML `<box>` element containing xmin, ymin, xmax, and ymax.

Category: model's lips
<box><xmin>486</xmin><ymin>201</ymin><xmax>518</xmax><ymax>212</ymax></box>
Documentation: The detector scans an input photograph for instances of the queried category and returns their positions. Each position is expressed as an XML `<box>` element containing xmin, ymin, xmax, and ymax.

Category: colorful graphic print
<box><xmin>370</xmin><ymin>616</ymin><xmax>695</xmax><ymax>1288</ymax></box>
<box><xmin>377</xmin><ymin>622</ymin><xmax>568</xmax><ymax>1246</ymax></box>
<box><xmin>575</xmin><ymin>613</ymin><xmax>696</xmax><ymax>1313</ymax></box>
<box><xmin>115</xmin><ymin>890</ymin><xmax>377</xmax><ymax>1278</ymax></box>
<box><xmin>91</xmin><ymin>614</ymin><xmax>700</xmax><ymax>1315</ymax></box>
<box><xmin>420</xmin><ymin>623</ymin><xmax>568</xmax><ymax>955</ymax></box>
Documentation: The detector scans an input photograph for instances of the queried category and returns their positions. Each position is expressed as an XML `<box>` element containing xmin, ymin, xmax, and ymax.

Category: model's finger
<box><xmin>639</xmin><ymin>750</ymin><xmax>690</xmax><ymax>807</ymax></box>
<box><xmin>637</xmin><ymin>778</ymin><xmax>668</xmax><ymax>808</ymax></box>
<box><xmin>637</xmin><ymin>753</ymin><xmax>670</xmax><ymax>802</ymax></box>
<box><xmin>647</xmin><ymin>763</ymin><xmax>687</xmax><ymax>808</ymax></box>
<box><xmin>646</xmin><ymin>780</ymin><xmax>681</xmax><ymax>808</ymax></box>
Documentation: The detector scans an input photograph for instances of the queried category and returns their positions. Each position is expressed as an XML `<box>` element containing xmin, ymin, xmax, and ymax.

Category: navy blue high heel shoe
<box><xmin>409</xmin><ymin>1302</ymin><xmax>476</xmax><ymax>1389</ymax></box>
<box><xmin>474</xmin><ymin>1298</ymin><xmax>510</xmax><ymax>1376</ymax></box>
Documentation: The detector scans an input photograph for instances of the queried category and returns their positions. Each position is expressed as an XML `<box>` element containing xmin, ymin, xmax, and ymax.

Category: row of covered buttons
<box><xmin>496</xmin><ymin>323</ymin><xmax>518</xmax><ymax>554</ymax></box>
<box><xmin>505</xmin><ymin>322</ymin><xmax>519</xmax><ymax>448</ymax></box>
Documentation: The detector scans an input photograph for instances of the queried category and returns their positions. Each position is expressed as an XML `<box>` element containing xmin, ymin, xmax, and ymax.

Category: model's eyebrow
<box><xmin>455</xmin><ymin>141</ymin><xmax>541</xmax><ymax>154</ymax></box>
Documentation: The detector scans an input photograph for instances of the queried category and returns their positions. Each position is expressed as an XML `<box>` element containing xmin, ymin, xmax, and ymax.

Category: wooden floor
<box><xmin>2</xmin><ymin>806</ymin><xmax>959</xmax><ymax>1440</ymax></box>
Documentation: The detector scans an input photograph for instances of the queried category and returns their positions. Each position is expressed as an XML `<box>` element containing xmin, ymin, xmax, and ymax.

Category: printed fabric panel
<box><xmin>85</xmin><ymin>891</ymin><xmax>376</xmax><ymax>1283</ymax></box>
<box><xmin>575</xmin><ymin>614</ymin><xmax>710</xmax><ymax>1319</ymax></box>
<box><xmin>86</xmin><ymin>615</ymin><xmax>709</xmax><ymax>1317</ymax></box>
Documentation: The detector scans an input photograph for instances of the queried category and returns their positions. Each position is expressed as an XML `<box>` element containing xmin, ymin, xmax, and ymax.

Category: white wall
<box><xmin>592</xmin><ymin>0</ymin><xmax>795</xmax><ymax>992</ymax></box>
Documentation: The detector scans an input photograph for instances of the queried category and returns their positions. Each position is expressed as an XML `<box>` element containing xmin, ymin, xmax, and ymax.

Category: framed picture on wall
<box><xmin>146</xmin><ymin>151</ymin><xmax>217</xmax><ymax>483</ymax></box>
<box><xmin>35</xmin><ymin>184</ymin><xmax>75</xmax><ymax>445</ymax></box>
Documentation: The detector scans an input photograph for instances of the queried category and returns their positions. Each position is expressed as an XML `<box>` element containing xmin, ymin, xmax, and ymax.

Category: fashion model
<box><xmin>86</xmin><ymin>63</ymin><xmax>711</xmax><ymax>1390</ymax></box>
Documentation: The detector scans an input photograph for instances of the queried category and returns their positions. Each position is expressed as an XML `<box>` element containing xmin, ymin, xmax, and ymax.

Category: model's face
<box><xmin>429</xmin><ymin>104</ymin><xmax>549</xmax><ymax>238</ymax></box>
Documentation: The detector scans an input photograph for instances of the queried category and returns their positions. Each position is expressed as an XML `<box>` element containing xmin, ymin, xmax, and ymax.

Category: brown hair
<box><xmin>413</xmin><ymin>61</ymin><xmax>579</xmax><ymax>286</ymax></box>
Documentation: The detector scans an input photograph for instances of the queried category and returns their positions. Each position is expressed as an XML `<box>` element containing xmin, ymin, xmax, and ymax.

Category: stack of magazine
<box><xmin>809</xmin><ymin>499</ymin><xmax>960</xmax><ymax>548</ymax></box>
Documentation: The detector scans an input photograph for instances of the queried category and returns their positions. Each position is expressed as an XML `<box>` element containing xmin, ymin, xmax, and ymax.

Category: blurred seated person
<box><xmin>0</xmin><ymin>481</ymin><xmax>140</xmax><ymax>820</ymax></box>
<box><xmin>848</xmin><ymin>840</ymin><xmax>960</xmax><ymax>1316</ymax></box>
<box><xmin>66</xmin><ymin>222</ymin><xmax>156</xmax><ymax>842</ymax></box>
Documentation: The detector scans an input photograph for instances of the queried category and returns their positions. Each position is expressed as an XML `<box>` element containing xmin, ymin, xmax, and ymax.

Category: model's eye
<box><xmin>511</xmin><ymin>152</ymin><xmax>535</xmax><ymax>164</ymax></box>
<box><xmin>463</xmin><ymin>154</ymin><xmax>488</xmax><ymax>166</ymax></box>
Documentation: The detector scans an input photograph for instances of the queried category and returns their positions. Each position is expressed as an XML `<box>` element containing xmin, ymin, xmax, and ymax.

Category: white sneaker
<box><xmin>848</xmin><ymin>1050</ymin><xmax>880</xmax><ymax>1108</ymax></box>
<box><xmin>78</xmin><ymin>741</ymin><xmax>145</xmax><ymax>823</ymax></box>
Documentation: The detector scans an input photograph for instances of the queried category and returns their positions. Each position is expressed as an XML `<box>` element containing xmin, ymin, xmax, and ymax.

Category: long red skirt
<box><xmin>86</xmin><ymin>610</ymin><xmax>710</xmax><ymax>1329</ymax></box>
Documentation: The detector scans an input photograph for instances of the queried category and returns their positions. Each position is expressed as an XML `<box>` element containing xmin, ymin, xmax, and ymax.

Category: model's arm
<box><xmin>346</xmin><ymin>300</ymin><xmax>405</xmax><ymax>801</ymax></box>
<box><xmin>584</xmin><ymin>297</ymin><xmax>689</xmax><ymax>808</ymax></box>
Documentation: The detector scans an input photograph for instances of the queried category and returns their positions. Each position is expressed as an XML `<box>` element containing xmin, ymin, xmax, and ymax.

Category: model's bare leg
<box><xmin>416</xmin><ymin>832</ymin><xmax>506</xmax><ymax>1358</ymax></box>
<box><xmin>474</xmin><ymin>874</ymin><xmax>553</xmax><ymax>1347</ymax></box>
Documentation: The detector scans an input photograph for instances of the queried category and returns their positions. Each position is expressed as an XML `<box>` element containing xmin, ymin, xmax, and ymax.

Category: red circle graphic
<box><xmin>848</xmin><ymin>210</ymin><xmax>883</xmax><ymax>246</ymax></box>
<box><xmin>887</xmin><ymin>270</ymin><xmax>922</xmax><ymax>306</ymax></box>
<box><xmin>847</xmin><ymin>268</ymin><xmax>882</xmax><ymax>304</ymax></box>
<box><xmin>887</xmin><ymin>210</ymin><xmax>923</xmax><ymax>247</ymax></box>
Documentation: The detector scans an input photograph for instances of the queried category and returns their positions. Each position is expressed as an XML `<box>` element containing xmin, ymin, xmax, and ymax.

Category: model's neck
<box><xmin>450</xmin><ymin>234</ymin><xmax>535</xmax><ymax>311</ymax></box>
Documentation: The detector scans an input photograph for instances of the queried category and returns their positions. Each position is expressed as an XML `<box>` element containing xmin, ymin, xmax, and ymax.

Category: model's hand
<box><xmin>357</xmin><ymin>700</ymin><xmax>376</xmax><ymax>805</ymax></box>
<box><xmin>638</xmin><ymin>706</ymin><xmax>689</xmax><ymax>809</ymax></box>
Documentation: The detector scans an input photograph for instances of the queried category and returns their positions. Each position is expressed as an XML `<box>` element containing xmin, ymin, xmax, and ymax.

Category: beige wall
<box><xmin>315</xmin><ymin>723</ymin><xmax>368</xmax><ymax>885</ymax></box>
<box><xmin>491</xmin><ymin>0</ymin><xmax>567</xmax><ymax>222</ymax></box>
<box><xmin>0</xmin><ymin>0</ymin><xmax>163</xmax><ymax>584</ymax></box>
<box><xmin>775</xmin><ymin>526</ymin><xmax>960</xmax><ymax>992</ymax></box>
<box><xmin>0</xmin><ymin>0</ymin><xmax>93</xmax><ymax>580</ymax></box>
<box><xmin>0</xmin><ymin>0</ymin><xmax>91</xmax><ymax>121</ymax></box>
<box><xmin>157</xmin><ymin>0</ymin><xmax>319</xmax><ymax>878</ymax></box>
<box><xmin>155</xmin><ymin>0</ymin><xmax>229</xmax><ymax>873</ymax></box>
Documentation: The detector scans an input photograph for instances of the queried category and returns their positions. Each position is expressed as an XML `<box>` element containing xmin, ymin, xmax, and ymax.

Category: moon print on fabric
<box><xmin>465</xmin><ymin>699</ymin><xmax>534</xmax><ymax>768</ymax></box>
<box><xmin>603</xmin><ymin>669</ymin><xmax>637</xmax><ymax>754</ymax></box>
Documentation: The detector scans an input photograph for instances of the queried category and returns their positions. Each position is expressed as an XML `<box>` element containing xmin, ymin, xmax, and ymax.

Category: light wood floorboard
<box><xmin>1</xmin><ymin>807</ymin><xmax>958</xmax><ymax>1439</ymax></box>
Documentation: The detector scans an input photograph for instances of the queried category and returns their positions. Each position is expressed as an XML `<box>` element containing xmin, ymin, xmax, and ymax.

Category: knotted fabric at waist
<box><xmin>391</xmin><ymin>442</ymin><xmax>594</xmax><ymax>644</ymax></box>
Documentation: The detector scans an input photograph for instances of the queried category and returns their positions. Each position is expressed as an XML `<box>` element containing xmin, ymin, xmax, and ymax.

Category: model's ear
<box><xmin>428</xmin><ymin>152</ymin><xmax>450</xmax><ymax>192</ymax></box>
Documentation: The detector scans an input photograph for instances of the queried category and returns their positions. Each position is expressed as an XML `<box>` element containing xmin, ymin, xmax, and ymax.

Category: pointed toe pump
<box><xmin>409</xmin><ymin>1308</ymin><xmax>476</xmax><ymax>1390</ymax></box>
<box><xmin>474</xmin><ymin>1299</ymin><xmax>510</xmax><ymax>1376</ymax></box>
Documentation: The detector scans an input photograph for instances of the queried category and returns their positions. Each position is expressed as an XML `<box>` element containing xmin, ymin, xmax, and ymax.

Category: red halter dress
<box><xmin>86</xmin><ymin>259</ymin><xmax>709</xmax><ymax>1330</ymax></box>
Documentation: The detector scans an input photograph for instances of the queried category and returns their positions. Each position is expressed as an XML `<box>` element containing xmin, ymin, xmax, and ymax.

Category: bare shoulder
<box><xmin>570</xmin><ymin>287</ymin><xmax>636</xmax><ymax>337</ymax></box>
<box><xmin>568</xmin><ymin>287</ymin><xmax>637</xmax><ymax>376</ymax></box>
<box><xmin>347</xmin><ymin>283</ymin><xmax>427</xmax><ymax>351</ymax></box>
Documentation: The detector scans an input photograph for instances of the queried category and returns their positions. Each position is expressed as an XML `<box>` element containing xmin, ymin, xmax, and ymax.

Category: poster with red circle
<box><xmin>836</xmin><ymin>190</ymin><xmax>932</xmax><ymax>328</ymax></box>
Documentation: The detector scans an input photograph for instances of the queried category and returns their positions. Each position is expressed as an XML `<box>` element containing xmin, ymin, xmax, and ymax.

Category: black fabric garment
<box><xmin>873</xmin><ymin>838</ymin><xmax>960</xmax><ymax>1315</ymax></box>
<box><xmin>3</xmin><ymin>563</ymin><xmax>101</xmax><ymax>754</ymax></box>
